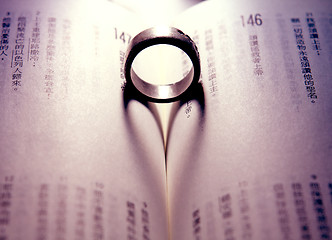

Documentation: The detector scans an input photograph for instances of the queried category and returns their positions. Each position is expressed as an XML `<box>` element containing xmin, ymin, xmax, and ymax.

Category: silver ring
<box><xmin>124</xmin><ymin>27</ymin><xmax>200</xmax><ymax>102</ymax></box>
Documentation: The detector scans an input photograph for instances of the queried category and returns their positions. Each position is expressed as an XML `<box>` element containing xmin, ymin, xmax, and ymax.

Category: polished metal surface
<box><xmin>124</xmin><ymin>26</ymin><xmax>200</xmax><ymax>102</ymax></box>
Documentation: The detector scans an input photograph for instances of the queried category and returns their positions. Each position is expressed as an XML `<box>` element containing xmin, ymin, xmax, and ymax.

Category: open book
<box><xmin>0</xmin><ymin>0</ymin><xmax>331</xmax><ymax>239</ymax></box>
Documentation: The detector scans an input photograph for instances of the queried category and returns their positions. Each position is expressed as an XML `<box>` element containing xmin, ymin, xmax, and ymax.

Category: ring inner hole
<box><xmin>132</xmin><ymin>44</ymin><xmax>192</xmax><ymax>86</ymax></box>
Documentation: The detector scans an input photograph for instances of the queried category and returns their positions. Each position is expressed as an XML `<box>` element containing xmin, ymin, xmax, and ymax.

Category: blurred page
<box><xmin>0</xmin><ymin>0</ymin><xmax>168</xmax><ymax>239</ymax></box>
<box><xmin>168</xmin><ymin>0</ymin><xmax>332</xmax><ymax>239</ymax></box>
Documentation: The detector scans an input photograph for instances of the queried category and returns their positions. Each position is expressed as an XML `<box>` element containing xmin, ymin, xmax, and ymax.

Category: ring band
<box><xmin>124</xmin><ymin>27</ymin><xmax>200</xmax><ymax>102</ymax></box>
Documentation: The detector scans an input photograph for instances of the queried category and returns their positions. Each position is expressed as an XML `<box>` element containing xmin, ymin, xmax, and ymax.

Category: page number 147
<box><xmin>241</xmin><ymin>14</ymin><xmax>263</xmax><ymax>27</ymax></box>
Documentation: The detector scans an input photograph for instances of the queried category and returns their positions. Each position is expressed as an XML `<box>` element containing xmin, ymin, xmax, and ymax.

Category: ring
<box><xmin>124</xmin><ymin>26</ymin><xmax>200</xmax><ymax>102</ymax></box>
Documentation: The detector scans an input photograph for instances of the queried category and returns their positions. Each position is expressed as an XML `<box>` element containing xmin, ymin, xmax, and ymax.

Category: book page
<box><xmin>167</xmin><ymin>0</ymin><xmax>332</xmax><ymax>239</ymax></box>
<box><xmin>0</xmin><ymin>0</ymin><xmax>168</xmax><ymax>239</ymax></box>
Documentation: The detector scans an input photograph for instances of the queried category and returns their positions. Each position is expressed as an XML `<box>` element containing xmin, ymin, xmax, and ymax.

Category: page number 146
<box><xmin>241</xmin><ymin>14</ymin><xmax>263</xmax><ymax>27</ymax></box>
